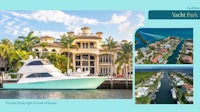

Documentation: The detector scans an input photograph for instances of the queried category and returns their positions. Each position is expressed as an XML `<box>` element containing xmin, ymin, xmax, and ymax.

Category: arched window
<box><xmin>35</xmin><ymin>49</ymin><xmax>39</xmax><ymax>52</ymax></box>
<box><xmin>51</xmin><ymin>49</ymin><xmax>56</xmax><ymax>53</ymax></box>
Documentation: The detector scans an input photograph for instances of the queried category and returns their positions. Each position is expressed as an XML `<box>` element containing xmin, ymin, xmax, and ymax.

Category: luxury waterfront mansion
<box><xmin>29</xmin><ymin>27</ymin><xmax>132</xmax><ymax>76</ymax></box>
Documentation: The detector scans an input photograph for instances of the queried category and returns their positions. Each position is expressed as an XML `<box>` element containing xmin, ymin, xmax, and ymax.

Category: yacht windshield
<box><xmin>27</xmin><ymin>60</ymin><xmax>51</xmax><ymax>66</ymax></box>
<box><xmin>26</xmin><ymin>73</ymin><xmax>52</xmax><ymax>78</ymax></box>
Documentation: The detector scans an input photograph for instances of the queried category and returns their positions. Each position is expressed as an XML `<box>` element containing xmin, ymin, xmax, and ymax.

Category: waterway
<box><xmin>0</xmin><ymin>89</ymin><xmax>132</xmax><ymax>99</ymax></box>
<box><xmin>167</xmin><ymin>40</ymin><xmax>184</xmax><ymax>64</ymax></box>
<box><xmin>154</xmin><ymin>72</ymin><xmax>177</xmax><ymax>104</ymax></box>
<box><xmin>135</xmin><ymin>36</ymin><xmax>147</xmax><ymax>50</ymax></box>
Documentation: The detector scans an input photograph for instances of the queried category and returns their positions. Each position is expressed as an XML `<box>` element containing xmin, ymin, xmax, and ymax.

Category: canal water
<box><xmin>167</xmin><ymin>40</ymin><xmax>184</xmax><ymax>64</ymax></box>
<box><xmin>0</xmin><ymin>89</ymin><xmax>132</xmax><ymax>99</ymax></box>
<box><xmin>154</xmin><ymin>72</ymin><xmax>177</xmax><ymax>104</ymax></box>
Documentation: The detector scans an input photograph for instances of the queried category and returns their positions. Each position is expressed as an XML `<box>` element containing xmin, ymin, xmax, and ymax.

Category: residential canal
<box><xmin>167</xmin><ymin>40</ymin><xmax>184</xmax><ymax>64</ymax></box>
<box><xmin>154</xmin><ymin>72</ymin><xmax>177</xmax><ymax>104</ymax></box>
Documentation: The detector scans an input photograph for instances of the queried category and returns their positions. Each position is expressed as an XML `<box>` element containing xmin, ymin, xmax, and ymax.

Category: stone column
<box><xmin>96</xmin><ymin>55</ymin><xmax>99</xmax><ymax>76</ymax></box>
<box><xmin>72</xmin><ymin>53</ymin><xmax>76</xmax><ymax>72</ymax></box>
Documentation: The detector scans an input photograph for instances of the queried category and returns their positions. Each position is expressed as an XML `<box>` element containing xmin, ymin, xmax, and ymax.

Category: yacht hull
<box><xmin>3</xmin><ymin>77</ymin><xmax>106</xmax><ymax>89</ymax></box>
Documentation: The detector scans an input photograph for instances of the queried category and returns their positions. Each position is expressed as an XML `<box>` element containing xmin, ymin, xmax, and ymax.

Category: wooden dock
<box><xmin>98</xmin><ymin>78</ymin><xmax>132</xmax><ymax>89</ymax></box>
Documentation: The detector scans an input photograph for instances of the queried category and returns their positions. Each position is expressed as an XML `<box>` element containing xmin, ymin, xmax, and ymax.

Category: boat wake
<box><xmin>139</xmin><ymin>31</ymin><xmax>165</xmax><ymax>40</ymax></box>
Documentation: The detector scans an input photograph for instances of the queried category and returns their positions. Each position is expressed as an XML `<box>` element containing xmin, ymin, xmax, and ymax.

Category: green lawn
<box><xmin>143</xmin><ymin>59</ymin><xmax>152</xmax><ymax>64</ymax></box>
<box><xmin>135</xmin><ymin>72</ymin><xmax>155</xmax><ymax>85</ymax></box>
<box><xmin>136</xmin><ymin>96</ymin><xmax>151</xmax><ymax>104</ymax></box>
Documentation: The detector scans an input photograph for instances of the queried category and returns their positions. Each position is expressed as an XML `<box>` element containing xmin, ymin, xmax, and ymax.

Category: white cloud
<box><xmin>13</xmin><ymin>29</ymin><xmax>19</xmax><ymax>36</ymax></box>
<box><xmin>14</xmin><ymin>25</ymin><xmax>20</xmax><ymax>29</ymax></box>
<box><xmin>7</xmin><ymin>22</ymin><xmax>14</xmax><ymax>26</ymax></box>
<box><xmin>22</xmin><ymin>27</ymin><xmax>31</xmax><ymax>34</ymax></box>
<box><xmin>110</xmin><ymin>11</ymin><xmax>132</xmax><ymax>24</ymax></box>
<box><xmin>136</xmin><ymin>14</ymin><xmax>145</xmax><ymax>27</ymax></box>
<box><xmin>118</xmin><ymin>14</ymin><xmax>145</xmax><ymax>38</ymax></box>
<box><xmin>9</xmin><ymin>10</ymin><xmax>99</xmax><ymax>27</ymax></box>
<box><xmin>0</xmin><ymin>14</ymin><xmax>11</xmax><ymax>24</ymax></box>
<box><xmin>118</xmin><ymin>21</ymin><xmax>131</xmax><ymax>33</ymax></box>
<box><xmin>10</xmin><ymin>12</ymin><xmax>32</xmax><ymax>19</ymax></box>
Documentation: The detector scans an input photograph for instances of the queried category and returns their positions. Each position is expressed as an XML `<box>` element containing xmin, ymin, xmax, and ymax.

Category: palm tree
<box><xmin>115</xmin><ymin>42</ymin><xmax>132</xmax><ymax>79</ymax></box>
<box><xmin>7</xmin><ymin>50</ymin><xmax>28</xmax><ymax>72</ymax></box>
<box><xmin>16</xmin><ymin>31</ymin><xmax>39</xmax><ymax>51</ymax></box>
<box><xmin>14</xmin><ymin>39</ymin><xmax>24</xmax><ymax>50</ymax></box>
<box><xmin>45</xmin><ymin>53</ymin><xmax>69</xmax><ymax>73</ymax></box>
<box><xmin>0</xmin><ymin>39</ymin><xmax>14</xmax><ymax>72</ymax></box>
<box><xmin>58</xmin><ymin>34</ymin><xmax>76</xmax><ymax>73</ymax></box>
<box><xmin>102</xmin><ymin>36</ymin><xmax>118</xmax><ymax>88</ymax></box>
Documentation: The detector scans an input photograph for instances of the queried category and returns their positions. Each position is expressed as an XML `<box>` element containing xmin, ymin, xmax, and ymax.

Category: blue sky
<box><xmin>0</xmin><ymin>10</ymin><xmax>144</xmax><ymax>42</ymax></box>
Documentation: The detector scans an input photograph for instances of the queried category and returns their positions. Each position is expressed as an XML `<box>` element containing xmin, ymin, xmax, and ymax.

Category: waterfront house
<box><xmin>144</xmin><ymin>80</ymin><xmax>154</xmax><ymax>86</ymax></box>
<box><xmin>185</xmin><ymin>96</ymin><xmax>193</xmax><ymax>104</ymax></box>
<box><xmin>151</xmin><ymin>54</ymin><xmax>163</xmax><ymax>63</ymax></box>
<box><xmin>31</xmin><ymin>27</ymin><xmax>132</xmax><ymax>76</ymax></box>
<box><xmin>135</xmin><ymin>87</ymin><xmax>149</xmax><ymax>98</ymax></box>
<box><xmin>158</xmin><ymin>48</ymin><xmax>167</xmax><ymax>54</ymax></box>
<box><xmin>177</xmin><ymin>80</ymin><xmax>184</xmax><ymax>86</ymax></box>
<box><xmin>181</xmin><ymin>55</ymin><xmax>193</xmax><ymax>64</ymax></box>
<box><xmin>140</xmin><ymin>47</ymin><xmax>150</xmax><ymax>52</ymax></box>
<box><xmin>182</xmin><ymin>83</ymin><xmax>193</xmax><ymax>94</ymax></box>
<box><xmin>164</xmin><ymin>44</ymin><xmax>171</xmax><ymax>49</ymax></box>
<box><xmin>148</xmin><ymin>43</ymin><xmax>158</xmax><ymax>49</ymax></box>
<box><xmin>135</xmin><ymin>51</ymin><xmax>138</xmax><ymax>57</ymax></box>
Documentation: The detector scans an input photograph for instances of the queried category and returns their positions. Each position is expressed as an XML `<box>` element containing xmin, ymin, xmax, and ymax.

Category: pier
<box><xmin>98</xmin><ymin>78</ymin><xmax>132</xmax><ymax>89</ymax></box>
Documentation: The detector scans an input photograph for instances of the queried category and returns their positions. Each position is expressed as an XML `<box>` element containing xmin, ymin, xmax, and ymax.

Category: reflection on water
<box><xmin>0</xmin><ymin>89</ymin><xmax>132</xmax><ymax>99</ymax></box>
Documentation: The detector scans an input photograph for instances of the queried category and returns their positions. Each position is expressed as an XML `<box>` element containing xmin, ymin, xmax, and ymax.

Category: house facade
<box><xmin>32</xmin><ymin>27</ymin><xmax>132</xmax><ymax>76</ymax></box>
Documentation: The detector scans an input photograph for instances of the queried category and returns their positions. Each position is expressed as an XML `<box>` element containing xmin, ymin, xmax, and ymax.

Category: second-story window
<box><xmin>90</xmin><ymin>43</ymin><xmax>94</xmax><ymax>48</ymax></box>
<box><xmin>86</xmin><ymin>43</ymin><xmax>88</xmax><ymax>48</ymax></box>
<box><xmin>77</xmin><ymin>43</ymin><xmax>81</xmax><ymax>48</ymax></box>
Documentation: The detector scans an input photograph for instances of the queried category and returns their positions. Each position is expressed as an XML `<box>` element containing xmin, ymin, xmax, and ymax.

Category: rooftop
<box><xmin>183</xmin><ymin>83</ymin><xmax>193</xmax><ymax>90</ymax></box>
<box><xmin>151</xmin><ymin>54</ymin><xmax>162</xmax><ymax>63</ymax></box>
<box><xmin>40</xmin><ymin>36</ymin><xmax>55</xmax><ymax>40</ymax></box>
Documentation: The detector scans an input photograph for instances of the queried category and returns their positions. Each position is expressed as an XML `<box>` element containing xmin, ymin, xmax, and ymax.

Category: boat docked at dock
<box><xmin>157</xmin><ymin>81</ymin><xmax>161</xmax><ymax>90</ymax></box>
<box><xmin>2</xmin><ymin>55</ymin><xmax>106</xmax><ymax>89</ymax></box>
<box><xmin>171</xmin><ymin>88</ymin><xmax>177</xmax><ymax>99</ymax></box>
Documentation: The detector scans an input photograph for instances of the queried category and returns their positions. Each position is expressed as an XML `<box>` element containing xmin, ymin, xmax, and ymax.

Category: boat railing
<box><xmin>2</xmin><ymin>72</ymin><xmax>22</xmax><ymax>82</ymax></box>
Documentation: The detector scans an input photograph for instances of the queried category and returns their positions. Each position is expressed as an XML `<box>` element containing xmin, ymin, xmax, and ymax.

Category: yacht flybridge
<box><xmin>2</xmin><ymin>56</ymin><xmax>106</xmax><ymax>89</ymax></box>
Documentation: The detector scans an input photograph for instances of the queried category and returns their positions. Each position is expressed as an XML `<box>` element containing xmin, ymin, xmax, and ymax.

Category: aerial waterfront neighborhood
<box><xmin>135</xmin><ymin>36</ymin><xmax>193</xmax><ymax>64</ymax></box>
<box><xmin>135</xmin><ymin>28</ymin><xmax>193</xmax><ymax>64</ymax></box>
<box><xmin>135</xmin><ymin>67</ymin><xmax>193</xmax><ymax>104</ymax></box>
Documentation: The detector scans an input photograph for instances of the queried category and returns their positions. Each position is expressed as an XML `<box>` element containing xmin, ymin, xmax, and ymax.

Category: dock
<box><xmin>0</xmin><ymin>72</ymin><xmax>3</xmax><ymax>88</ymax></box>
<box><xmin>98</xmin><ymin>78</ymin><xmax>132</xmax><ymax>89</ymax></box>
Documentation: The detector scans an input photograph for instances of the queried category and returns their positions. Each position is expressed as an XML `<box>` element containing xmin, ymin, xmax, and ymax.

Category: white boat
<box><xmin>171</xmin><ymin>88</ymin><xmax>177</xmax><ymax>99</ymax></box>
<box><xmin>2</xmin><ymin>56</ymin><xmax>106</xmax><ymax>89</ymax></box>
<box><xmin>157</xmin><ymin>81</ymin><xmax>161</xmax><ymax>90</ymax></box>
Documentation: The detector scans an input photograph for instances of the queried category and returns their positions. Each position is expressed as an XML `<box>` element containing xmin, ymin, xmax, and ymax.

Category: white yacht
<box><xmin>2</xmin><ymin>56</ymin><xmax>106</xmax><ymax>89</ymax></box>
<box><xmin>171</xmin><ymin>88</ymin><xmax>177</xmax><ymax>99</ymax></box>
<box><xmin>157</xmin><ymin>81</ymin><xmax>161</xmax><ymax>90</ymax></box>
